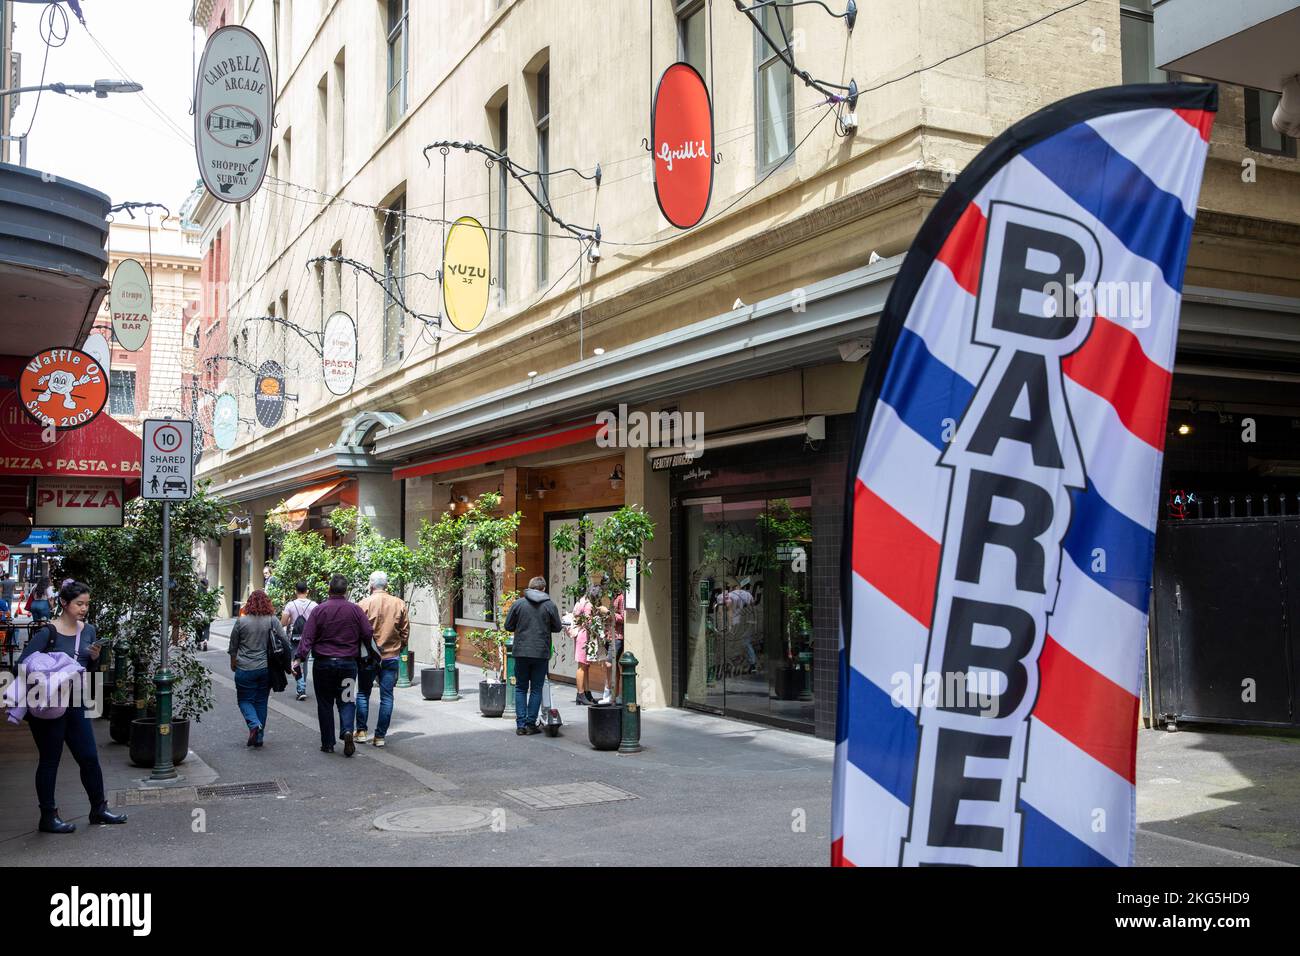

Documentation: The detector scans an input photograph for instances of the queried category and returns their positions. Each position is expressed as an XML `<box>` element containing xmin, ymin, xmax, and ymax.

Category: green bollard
<box><xmin>503</xmin><ymin>636</ymin><xmax>516</xmax><ymax>718</ymax></box>
<box><xmin>618</xmin><ymin>652</ymin><xmax>642</xmax><ymax>754</ymax></box>
<box><xmin>397</xmin><ymin>644</ymin><xmax>414</xmax><ymax>689</ymax></box>
<box><xmin>441</xmin><ymin>626</ymin><xmax>460</xmax><ymax>701</ymax></box>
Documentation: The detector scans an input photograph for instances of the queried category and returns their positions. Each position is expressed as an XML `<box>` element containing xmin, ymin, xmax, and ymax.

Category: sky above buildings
<box><xmin>10</xmin><ymin>1</ymin><xmax>204</xmax><ymax>214</ymax></box>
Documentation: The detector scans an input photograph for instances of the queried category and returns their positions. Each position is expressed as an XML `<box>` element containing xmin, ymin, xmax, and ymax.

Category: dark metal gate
<box><xmin>1151</xmin><ymin>496</ymin><xmax>1300</xmax><ymax>728</ymax></box>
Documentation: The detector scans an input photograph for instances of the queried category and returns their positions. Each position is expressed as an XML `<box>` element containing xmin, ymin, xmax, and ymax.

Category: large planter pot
<box><xmin>128</xmin><ymin>718</ymin><xmax>190</xmax><ymax>768</ymax></box>
<box><xmin>771</xmin><ymin>664</ymin><xmax>800</xmax><ymax>701</ymax></box>
<box><xmin>108</xmin><ymin>702</ymin><xmax>135</xmax><ymax>744</ymax></box>
<box><xmin>587</xmin><ymin>703</ymin><xmax>622</xmax><ymax>751</ymax></box>
<box><xmin>478</xmin><ymin>680</ymin><xmax>506</xmax><ymax>718</ymax></box>
<box><xmin>421</xmin><ymin>667</ymin><xmax>459</xmax><ymax>701</ymax></box>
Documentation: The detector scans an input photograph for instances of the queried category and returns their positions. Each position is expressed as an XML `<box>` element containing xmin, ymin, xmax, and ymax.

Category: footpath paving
<box><xmin>2</xmin><ymin>618</ymin><xmax>1299</xmax><ymax>865</ymax></box>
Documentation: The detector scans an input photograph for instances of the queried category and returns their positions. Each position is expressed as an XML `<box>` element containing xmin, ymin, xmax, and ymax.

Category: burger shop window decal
<box><xmin>18</xmin><ymin>349</ymin><xmax>108</xmax><ymax>431</ymax></box>
<box><xmin>651</xmin><ymin>62</ymin><xmax>715</xmax><ymax>230</ymax></box>
<box><xmin>195</xmin><ymin>25</ymin><xmax>274</xmax><ymax>203</ymax></box>
<box><xmin>109</xmin><ymin>259</ymin><xmax>152</xmax><ymax>353</ymax></box>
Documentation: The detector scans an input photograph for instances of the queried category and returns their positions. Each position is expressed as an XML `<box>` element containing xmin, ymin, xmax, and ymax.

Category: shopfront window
<box><xmin>682</xmin><ymin>493</ymin><xmax>813</xmax><ymax>728</ymax></box>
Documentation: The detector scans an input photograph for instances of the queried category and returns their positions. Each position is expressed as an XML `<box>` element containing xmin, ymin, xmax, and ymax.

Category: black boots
<box><xmin>89</xmin><ymin>802</ymin><xmax>128</xmax><ymax>825</ymax></box>
<box><xmin>38</xmin><ymin>810</ymin><xmax>75</xmax><ymax>834</ymax></box>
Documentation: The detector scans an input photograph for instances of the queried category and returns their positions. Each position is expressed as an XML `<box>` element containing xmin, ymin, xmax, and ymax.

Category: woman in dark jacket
<box><xmin>229</xmin><ymin>589</ymin><xmax>287</xmax><ymax>748</ymax></box>
<box><xmin>17</xmin><ymin>580</ymin><xmax>127</xmax><ymax>834</ymax></box>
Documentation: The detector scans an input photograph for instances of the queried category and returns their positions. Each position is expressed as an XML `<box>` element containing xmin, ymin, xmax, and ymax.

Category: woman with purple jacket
<box><xmin>16</xmin><ymin>580</ymin><xmax>127</xmax><ymax>834</ymax></box>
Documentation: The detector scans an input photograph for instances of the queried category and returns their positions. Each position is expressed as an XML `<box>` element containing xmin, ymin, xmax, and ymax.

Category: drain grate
<box><xmin>502</xmin><ymin>781</ymin><xmax>637</xmax><ymax>811</ymax></box>
<box><xmin>196</xmin><ymin>779</ymin><xmax>289</xmax><ymax>799</ymax></box>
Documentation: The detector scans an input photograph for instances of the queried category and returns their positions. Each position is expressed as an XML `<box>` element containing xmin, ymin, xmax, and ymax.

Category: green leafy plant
<box><xmin>551</xmin><ymin>505</ymin><xmax>656</xmax><ymax>605</ymax></box>
<box><xmin>464</xmin><ymin>589</ymin><xmax>519</xmax><ymax>683</ymax></box>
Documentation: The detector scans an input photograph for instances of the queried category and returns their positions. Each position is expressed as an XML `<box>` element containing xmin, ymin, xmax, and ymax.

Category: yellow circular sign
<box><xmin>442</xmin><ymin>216</ymin><xmax>491</xmax><ymax>333</ymax></box>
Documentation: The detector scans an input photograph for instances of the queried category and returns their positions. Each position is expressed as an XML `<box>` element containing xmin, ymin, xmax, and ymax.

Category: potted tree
<box><xmin>413</xmin><ymin>492</ymin><xmax>520</xmax><ymax>702</ymax></box>
<box><xmin>758</xmin><ymin>499</ymin><xmax>812</xmax><ymax>701</ymax></box>
<box><xmin>465</xmin><ymin>589</ymin><xmax>517</xmax><ymax>718</ymax></box>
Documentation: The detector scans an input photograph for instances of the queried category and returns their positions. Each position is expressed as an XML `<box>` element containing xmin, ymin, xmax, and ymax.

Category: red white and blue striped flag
<box><xmin>833</xmin><ymin>83</ymin><xmax>1217</xmax><ymax>867</ymax></box>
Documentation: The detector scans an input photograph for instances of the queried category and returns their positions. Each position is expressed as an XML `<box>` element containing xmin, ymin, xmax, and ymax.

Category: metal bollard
<box><xmin>503</xmin><ymin>636</ymin><xmax>516</xmax><ymax>717</ymax></box>
<box><xmin>619</xmin><ymin>652</ymin><xmax>642</xmax><ymax>754</ymax></box>
<box><xmin>397</xmin><ymin>645</ymin><xmax>414</xmax><ymax>689</ymax></box>
<box><xmin>442</xmin><ymin>626</ymin><xmax>460</xmax><ymax>701</ymax></box>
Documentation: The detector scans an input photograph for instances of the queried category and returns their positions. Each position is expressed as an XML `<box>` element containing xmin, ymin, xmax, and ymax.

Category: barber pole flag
<box><xmin>833</xmin><ymin>84</ymin><xmax>1217</xmax><ymax>867</ymax></box>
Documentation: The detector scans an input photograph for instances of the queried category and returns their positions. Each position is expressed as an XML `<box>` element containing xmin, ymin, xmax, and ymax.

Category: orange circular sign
<box><xmin>18</xmin><ymin>348</ymin><xmax>108</xmax><ymax>430</ymax></box>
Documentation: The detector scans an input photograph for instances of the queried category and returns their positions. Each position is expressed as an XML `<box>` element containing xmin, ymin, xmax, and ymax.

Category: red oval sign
<box><xmin>652</xmin><ymin>62</ymin><xmax>714</xmax><ymax>229</ymax></box>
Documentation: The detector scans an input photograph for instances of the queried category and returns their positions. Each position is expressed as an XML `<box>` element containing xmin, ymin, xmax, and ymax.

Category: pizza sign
<box><xmin>18</xmin><ymin>348</ymin><xmax>108</xmax><ymax>431</ymax></box>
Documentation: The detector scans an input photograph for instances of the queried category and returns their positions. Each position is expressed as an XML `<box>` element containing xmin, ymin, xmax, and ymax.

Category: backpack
<box><xmin>289</xmin><ymin>599</ymin><xmax>315</xmax><ymax>640</ymax></box>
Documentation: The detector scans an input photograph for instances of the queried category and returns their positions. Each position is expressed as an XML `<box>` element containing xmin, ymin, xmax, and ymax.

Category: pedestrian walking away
<box><xmin>228</xmin><ymin>589</ymin><xmax>289</xmax><ymax>748</ymax></box>
<box><xmin>505</xmin><ymin>577</ymin><xmax>562</xmax><ymax>735</ymax></box>
<box><xmin>6</xmin><ymin>580</ymin><xmax>127</xmax><ymax>834</ymax></box>
<box><xmin>281</xmin><ymin>582</ymin><xmax>318</xmax><ymax>701</ymax></box>
<box><xmin>356</xmin><ymin>571</ymin><xmax>409</xmax><ymax>747</ymax></box>
<box><xmin>27</xmin><ymin>576</ymin><xmax>54</xmax><ymax>623</ymax></box>
<box><xmin>195</xmin><ymin>577</ymin><xmax>212</xmax><ymax>651</ymax></box>
<box><xmin>294</xmin><ymin>574</ymin><xmax>378</xmax><ymax>756</ymax></box>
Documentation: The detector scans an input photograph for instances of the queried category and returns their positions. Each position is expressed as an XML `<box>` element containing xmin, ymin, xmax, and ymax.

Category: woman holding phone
<box><xmin>17</xmin><ymin>580</ymin><xmax>127</xmax><ymax>834</ymax></box>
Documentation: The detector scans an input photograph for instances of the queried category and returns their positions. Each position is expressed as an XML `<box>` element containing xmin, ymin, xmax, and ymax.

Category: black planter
<box><xmin>772</xmin><ymin>664</ymin><xmax>799</xmax><ymax>701</ymax></box>
<box><xmin>108</xmin><ymin>702</ymin><xmax>135</xmax><ymax>744</ymax></box>
<box><xmin>587</xmin><ymin>703</ymin><xmax>622</xmax><ymax>751</ymax></box>
<box><xmin>128</xmin><ymin>718</ymin><xmax>190</xmax><ymax>768</ymax></box>
<box><xmin>478</xmin><ymin>680</ymin><xmax>506</xmax><ymax>717</ymax></box>
<box><xmin>421</xmin><ymin>667</ymin><xmax>459</xmax><ymax>700</ymax></box>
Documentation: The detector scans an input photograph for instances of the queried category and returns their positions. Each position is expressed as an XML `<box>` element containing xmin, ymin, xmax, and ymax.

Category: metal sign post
<box><xmin>141</xmin><ymin>419</ymin><xmax>194</xmax><ymax>782</ymax></box>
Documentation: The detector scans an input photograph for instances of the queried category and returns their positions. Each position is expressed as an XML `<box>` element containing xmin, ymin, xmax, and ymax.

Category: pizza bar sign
<box><xmin>34</xmin><ymin>477</ymin><xmax>124</xmax><ymax>528</ymax></box>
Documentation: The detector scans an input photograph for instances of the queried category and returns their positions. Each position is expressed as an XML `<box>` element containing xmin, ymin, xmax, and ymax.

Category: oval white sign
<box><xmin>195</xmin><ymin>25</ymin><xmax>274</xmax><ymax>204</ymax></box>
<box><xmin>322</xmin><ymin>311</ymin><xmax>357</xmax><ymax>396</ymax></box>
<box><xmin>84</xmin><ymin>331</ymin><xmax>112</xmax><ymax>374</ymax></box>
<box><xmin>213</xmin><ymin>392</ymin><xmax>239</xmax><ymax>450</ymax></box>
<box><xmin>110</xmin><ymin>259</ymin><xmax>152</xmax><ymax>352</ymax></box>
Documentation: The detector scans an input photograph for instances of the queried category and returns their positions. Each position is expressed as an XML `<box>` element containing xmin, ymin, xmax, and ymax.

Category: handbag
<box><xmin>264</xmin><ymin>621</ymin><xmax>292</xmax><ymax>693</ymax></box>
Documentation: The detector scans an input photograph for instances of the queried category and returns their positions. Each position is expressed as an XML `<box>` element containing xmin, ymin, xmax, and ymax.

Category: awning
<box><xmin>0</xmin><ymin>388</ymin><xmax>142</xmax><ymax>481</ymax></box>
<box><xmin>268</xmin><ymin>478</ymin><xmax>351</xmax><ymax>530</ymax></box>
<box><xmin>392</xmin><ymin>419</ymin><xmax>604</xmax><ymax>481</ymax></box>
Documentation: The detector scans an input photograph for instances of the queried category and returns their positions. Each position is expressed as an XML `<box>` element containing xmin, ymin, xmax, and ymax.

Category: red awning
<box><xmin>0</xmin><ymin>389</ymin><xmax>142</xmax><ymax>481</ymax></box>
<box><xmin>393</xmin><ymin>418</ymin><xmax>603</xmax><ymax>481</ymax></box>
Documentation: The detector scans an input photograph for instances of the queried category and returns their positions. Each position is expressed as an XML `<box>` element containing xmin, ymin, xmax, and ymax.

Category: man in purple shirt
<box><xmin>295</xmin><ymin>574</ymin><xmax>376</xmax><ymax>757</ymax></box>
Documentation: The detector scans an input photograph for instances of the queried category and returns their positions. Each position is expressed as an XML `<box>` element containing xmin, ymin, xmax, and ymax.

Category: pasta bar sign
<box><xmin>652</xmin><ymin>62</ymin><xmax>714</xmax><ymax>229</ymax></box>
<box><xmin>195</xmin><ymin>25</ymin><xmax>274</xmax><ymax>203</ymax></box>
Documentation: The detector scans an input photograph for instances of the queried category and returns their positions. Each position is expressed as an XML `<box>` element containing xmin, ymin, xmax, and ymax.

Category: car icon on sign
<box><xmin>163</xmin><ymin>478</ymin><xmax>188</xmax><ymax>495</ymax></box>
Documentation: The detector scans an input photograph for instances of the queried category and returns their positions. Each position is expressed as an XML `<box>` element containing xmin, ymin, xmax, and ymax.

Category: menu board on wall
<box><xmin>458</xmin><ymin>543</ymin><xmax>502</xmax><ymax>626</ymax></box>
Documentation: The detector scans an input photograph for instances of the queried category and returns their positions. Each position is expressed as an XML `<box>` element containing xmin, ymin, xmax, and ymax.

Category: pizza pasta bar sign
<box><xmin>322</xmin><ymin>312</ymin><xmax>357</xmax><ymax>396</ymax></box>
<box><xmin>18</xmin><ymin>348</ymin><xmax>108</xmax><ymax>431</ymax></box>
<box><xmin>195</xmin><ymin>25</ymin><xmax>274</xmax><ymax>203</ymax></box>
<box><xmin>109</xmin><ymin>259</ymin><xmax>152</xmax><ymax>352</ymax></box>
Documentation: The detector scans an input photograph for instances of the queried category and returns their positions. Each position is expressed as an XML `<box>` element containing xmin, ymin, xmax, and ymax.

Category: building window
<box><xmin>334</xmin><ymin>49</ymin><xmax>347</xmax><ymax>183</ymax></box>
<box><xmin>495</xmin><ymin>98</ymin><xmax>508</xmax><ymax>302</ymax></box>
<box><xmin>386</xmin><ymin>0</ymin><xmax>409</xmax><ymax>128</ymax></box>
<box><xmin>108</xmin><ymin>370</ymin><xmax>136</xmax><ymax>416</ymax></box>
<box><xmin>754</xmin><ymin>3</ymin><xmax>793</xmax><ymax>173</ymax></box>
<box><xmin>1246</xmin><ymin>89</ymin><xmax>1297</xmax><ymax>158</ymax></box>
<box><xmin>1120</xmin><ymin>1</ymin><xmax>1165</xmax><ymax>85</ymax></box>
<box><xmin>535</xmin><ymin>63</ymin><xmax>549</xmax><ymax>288</ymax></box>
<box><xmin>382</xmin><ymin>196</ymin><xmax>406</xmax><ymax>366</ymax></box>
<box><xmin>677</xmin><ymin>0</ymin><xmax>706</xmax><ymax>75</ymax></box>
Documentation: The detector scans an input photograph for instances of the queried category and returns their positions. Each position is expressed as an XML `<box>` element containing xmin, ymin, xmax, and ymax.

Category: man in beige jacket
<box><xmin>355</xmin><ymin>571</ymin><xmax>409</xmax><ymax>747</ymax></box>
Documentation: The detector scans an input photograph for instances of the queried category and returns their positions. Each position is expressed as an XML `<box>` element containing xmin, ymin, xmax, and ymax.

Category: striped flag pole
<box><xmin>833</xmin><ymin>83</ymin><xmax>1218</xmax><ymax>867</ymax></box>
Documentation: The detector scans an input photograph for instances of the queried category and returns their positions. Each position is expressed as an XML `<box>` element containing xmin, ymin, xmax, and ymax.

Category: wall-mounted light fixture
<box><xmin>609</xmin><ymin>464</ymin><xmax>624</xmax><ymax>490</ymax></box>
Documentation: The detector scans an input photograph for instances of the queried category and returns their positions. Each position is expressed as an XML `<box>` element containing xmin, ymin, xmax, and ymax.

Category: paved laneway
<box><xmin>3</xmin><ymin>620</ymin><xmax>1299</xmax><ymax>865</ymax></box>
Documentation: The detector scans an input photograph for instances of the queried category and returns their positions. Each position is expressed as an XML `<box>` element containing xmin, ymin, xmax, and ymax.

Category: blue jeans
<box><xmin>29</xmin><ymin>599</ymin><xmax>51</xmax><ymax>622</ymax></box>
<box><xmin>235</xmin><ymin>667</ymin><xmax>271</xmax><ymax>742</ymax></box>
<box><xmin>515</xmin><ymin>656</ymin><xmax>548</xmax><ymax>729</ymax></box>
<box><xmin>357</xmin><ymin>658</ymin><xmax>399</xmax><ymax>737</ymax></box>
<box><xmin>292</xmin><ymin>641</ymin><xmax>309</xmax><ymax>695</ymax></box>
<box><xmin>312</xmin><ymin>657</ymin><xmax>357</xmax><ymax>748</ymax></box>
<box><xmin>28</xmin><ymin>706</ymin><xmax>106</xmax><ymax>812</ymax></box>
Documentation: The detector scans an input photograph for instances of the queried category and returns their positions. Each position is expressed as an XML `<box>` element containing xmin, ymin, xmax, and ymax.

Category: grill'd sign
<box><xmin>109</xmin><ymin>259</ymin><xmax>152</xmax><ymax>352</ymax></box>
<box><xmin>652</xmin><ymin>62</ymin><xmax>714</xmax><ymax>230</ymax></box>
<box><xmin>322</xmin><ymin>312</ymin><xmax>357</xmax><ymax>396</ymax></box>
<box><xmin>195</xmin><ymin>25</ymin><xmax>274</xmax><ymax>204</ymax></box>
<box><xmin>254</xmin><ymin>360</ymin><xmax>285</xmax><ymax>428</ymax></box>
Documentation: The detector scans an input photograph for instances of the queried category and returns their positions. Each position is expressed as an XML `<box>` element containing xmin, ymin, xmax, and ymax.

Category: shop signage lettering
<box><xmin>195</xmin><ymin>26</ymin><xmax>274</xmax><ymax>203</ymax></box>
<box><xmin>321</xmin><ymin>312</ymin><xmax>358</xmax><ymax>396</ymax></box>
<box><xmin>17</xmin><ymin>349</ymin><xmax>108</xmax><ymax>431</ymax></box>
<box><xmin>652</xmin><ymin>62</ymin><xmax>714</xmax><ymax>229</ymax></box>
<box><xmin>109</xmin><ymin>259</ymin><xmax>152</xmax><ymax>352</ymax></box>
<box><xmin>34</xmin><ymin>477</ymin><xmax>125</xmax><ymax>528</ymax></box>
<box><xmin>443</xmin><ymin>216</ymin><xmax>491</xmax><ymax>333</ymax></box>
